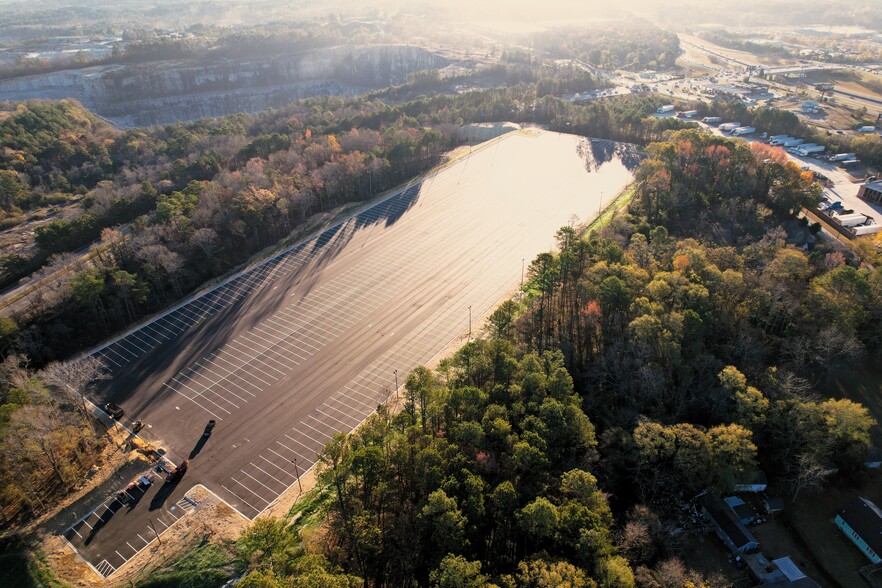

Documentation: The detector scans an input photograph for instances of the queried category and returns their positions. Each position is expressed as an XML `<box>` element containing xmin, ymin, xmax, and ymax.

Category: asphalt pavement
<box><xmin>86</xmin><ymin>130</ymin><xmax>638</xmax><ymax>521</ymax></box>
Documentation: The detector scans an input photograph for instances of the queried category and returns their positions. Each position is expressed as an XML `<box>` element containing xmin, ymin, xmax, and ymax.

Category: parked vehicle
<box><xmin>203</xmin><ymin>419</ymin><xmax>216</xmax><ymax>437</ymax></box>
<box><xmin>732</xmin><ymin>126</ymin><xmax>756</xmax><ymax>136</ymax></box>
<box><xmin>165</xmin><ymin>460</ymin><xmax>189</xmax><ymax>483</ymax></box>
<box><xmin>823</xmin><ymin>201</ymin><xmax>844</xmax><ymax>212</ymax></box>
<box><xmin>702</xmin><ymin>116</ymin><xmax>722</xmax><ymax>124</ymax></box>
<box><xmin>657</xmin><ymin>104</ymin><xmax>675</xmax><ymax>114</ymax></box>
<box><xmin>719</xmin><ymin>122</ymin><xmax>741</xmax><ymax>132</ymax></box>
<box><xmin>103</xmin><ymin>402</ymin><xmax>124</xmax><ymax>420</ymax></box>
<box><xmin>829</xmin><ymin>153</ymin><xmax>856</xmax><ymax>162</ymax></box>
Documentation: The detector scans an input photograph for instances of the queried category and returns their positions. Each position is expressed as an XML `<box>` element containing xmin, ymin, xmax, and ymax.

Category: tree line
<box><xmin>1</xmin><ymin>81</ymin><xmax>696</xmax><ymax>366</ymax></box>
<box><xmin>232</xmin><ymin>127</ymin><xmax>881</xmax><ymax>587</ymax></box>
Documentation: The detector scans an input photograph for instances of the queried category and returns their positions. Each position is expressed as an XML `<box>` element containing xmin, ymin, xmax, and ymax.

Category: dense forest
<box><xmin>229</xmin><ymin>129</ymin><xmax>881</xmax><ymax>587</ymax></box>
<box><xmin>1</xmin><ymin>66</ymin><xmax>881</xmax><ymax>586</ymax></box>
<box><xmin>535</xmin><ymin>21</ymin><xmax>681</xmax><ymax>72</ymax></box>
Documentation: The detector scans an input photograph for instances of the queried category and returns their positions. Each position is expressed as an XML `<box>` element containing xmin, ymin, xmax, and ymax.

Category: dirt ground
<box><xmin>785</xmin><ymin>472</ymin><xmax>882</xmax><ymax>588</ymax></box>
<box><xmin>806</xmin><ymin>70</ymin><xmax>882</xmax><ymax>102</ymax></box>
<box><xmin>678</xmin><ymin>531</ymin><xmax>750</xmax><ymax>586</ymax></box>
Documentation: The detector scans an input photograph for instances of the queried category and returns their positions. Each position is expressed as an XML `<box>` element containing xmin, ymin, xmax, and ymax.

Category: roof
<box><xmin>838</xmin><ymin>497</ymin><xmax>882</xmax><ymax>557</ymax></box>
<box><xmin>863</xmin><ymin>180</ymin><xmax>882</xmax><ymax>192</ymax></box>
<box><xmin>735</xmin><ymin>469</ymin><xmax>768</xmax><ymax>489</ymax></box>
<box><xmin>773</xmin><ymin>557</ymin><xmax>805</xmax><ymax>581</ymax></box>
<box><xmin>700</xmin><ymin>496</ymin><xmax>759</xmax><ymax>550</ymax></box>
<box><xmin>765</xmin><ymin>497</ymin><xmax>785</xmax><ymax>512</ymax></box>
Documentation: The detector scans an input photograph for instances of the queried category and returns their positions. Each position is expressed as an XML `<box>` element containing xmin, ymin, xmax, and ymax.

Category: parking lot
<box><xmin>62</xmin><ymin>463</ymin><xmax>196</xmax><ymax>578</ymax></box>
<box><xmin>69</xmin><ymin>131</ymin><xmax>636</xmax><ymax>574</ymax></box>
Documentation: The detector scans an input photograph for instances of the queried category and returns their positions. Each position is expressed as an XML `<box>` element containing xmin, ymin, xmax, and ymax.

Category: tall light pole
<box><xmin>292</xmin><ymin>459</ymin><xmax>303</xmax><ymax>495</ymax></box>
<box><xmin>149</xmin><ymin>518</ymin><xmax>162</xmax><ymax>545</ymax></box>
<box><xmin>521</xmin><ymin>258</ymin><xmax>525</xmax><ymax>288</ymax></box>
<box><xmin>468</xmin><ymin>305</ymin><xmax>472</xmax><ymax>344</ymax></box>
<box><xmin>393</xmin><ymin>369</ymin><xmax>399</xmax><ymax>399</ymax></box>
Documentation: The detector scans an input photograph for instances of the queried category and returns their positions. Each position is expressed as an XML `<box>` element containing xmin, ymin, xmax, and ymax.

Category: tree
<box><xmin>597</xmin><ymin>556</ymin><xmax>635</xmax><ymax>588</ymax></box>
<box><xmin>518</xmin><ymin>497</ymin><xmax>559</xmax><ymax>544</ymax></box>
<box><xmin>819</xmin><ymin>398</ymin><xmax>875</xmax><ymax>469</ymax></box>
<box><xmin>419</xmin><ymin>489</ymin><xmax>468</xmax><ymax>570</ymax></box>
<box><xmin>511</xmin><ymin>558</ymin><xmax>595</xmax><ymax>588</ymax></box>
<box><xmin>430</xmin><ymin>555</ymin><xmax>490</xmax><ymax>588</ymax></box>
<box><xmin>237</xmin><ymin>517</ymin><xmax>297</xmax><ymax>575</ymax></box>
<box><xmin>40</xmin><ymin>356</ymin><xmax>107</xmax><ymax>428</ymax></box>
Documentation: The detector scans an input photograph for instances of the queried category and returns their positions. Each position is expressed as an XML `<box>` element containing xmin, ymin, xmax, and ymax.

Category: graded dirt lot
<box><xmin>70</xmin><ymin>130</ymin><xmax>639</xmax><ymax>576</ymax></box>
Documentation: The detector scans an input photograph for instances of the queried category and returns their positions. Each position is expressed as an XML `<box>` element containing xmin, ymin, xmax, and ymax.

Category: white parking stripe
<box><xmin>241</xmin><ymin>469</ymin><xmax>282</xmax><ymax>495</ymax></box>
<box><xmin>219</xmin><ymin>486</ymin><xmax>258</xmax><ymax>516</ymax></box>
<box><xmin>192</xmin><ymin>360</ymin><xmax>259</xmax><ymax>397</ymax></box>
<box><xmin>249</xmin><ymin>461</ymin><xmax>288</xmax><ymax>486</ymax></box>
<box><xmin>315</xmin><ymin>407</ymin><xmax>355</xmax><ymax>430</ymax></box>
<box><xmin>209</xmin><ymin>351</ymin><xmax>277</xmax><ymax>386</ymax></box>
<box><xmin>259</xmin><ymin>455</ymin><xmax>298</xmax><ymax>479</ymax></box>
<box><xmin>284</xmin><ymin>432</ymin><xmax>322</xmax><ymax>455</ymax></box>
<box><xmin>98</xmin><ymin>351</ymin><xmax>122</xmax><ymax>367</ymax></box>
<box><xmin>179</xmin><ymin>367</ymin><xmax>250</xmax><ymax>405</ymax></box>
<box><xmin>168</xmin><ymin>376</ymin><xmax>237</xmax><ymax>411</ymax></box>
<box><xmin>161</xmin><ymin>382</ymin><xmax>225</xmax><ymax>420</ymax></box>
<box><xmin>229</xmin><ymin>477</ymin><xmax>271</xmax><ymax>504</ymax></box>
<box><xmin>273</xmin><ymin>441</ymin><xmax>312</xmax><ymax>463</ymax></box>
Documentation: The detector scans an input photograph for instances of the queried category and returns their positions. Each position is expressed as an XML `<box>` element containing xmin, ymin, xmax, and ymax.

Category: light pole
<box><xmin>292</xmin><ymin>459</ymin><xmax>303</xmax><ymax>494</ymax></box>
<box><xmin>521</xmin><ymin>258</ymin><xmax>525</xmax><ymax>288</ymax></box>
<box><xmin>468</xmin><ymin>305</ymin><xmax>472</xmax><ymax>344</ymax></box>
<box><xmin>148</xmin><ymin>518</ymin><xmax>162</xmax><ymax>545</ymax></box>
<box><xmin>394</xmin><ymin>370</ymin><xmax>399</xmax><ymax>399</ymax></box>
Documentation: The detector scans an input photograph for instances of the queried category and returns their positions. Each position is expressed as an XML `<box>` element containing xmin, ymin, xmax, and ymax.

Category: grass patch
<box><xmin>137</xmin><ymin>539</ymin><xmax>236</xmax><ymax>588</ymax></box>
<box><xmin>585</xmin><ymin>185</ymin><xmax>634</xmax><ymax>236</ymax></box>
<box><xmin>785</xmin><ymin>473</ymin><xmax>882</xmax><ymax>588</ymax></box>
<box><xmin>287</xmin><ymin>486</ymin><xmax>332</xmax><ymax>534</ymax></box>
<box><xmin>0</xmin><ymin>545</ymin><xmax>69</xmax><ymax>588</ymax></box>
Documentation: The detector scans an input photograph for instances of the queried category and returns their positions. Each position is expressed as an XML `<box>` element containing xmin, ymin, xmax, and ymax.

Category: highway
<box><xmin>88</xmin><ymin>130</ymin><xmax>639</xmax><ymax>522</ymax></box>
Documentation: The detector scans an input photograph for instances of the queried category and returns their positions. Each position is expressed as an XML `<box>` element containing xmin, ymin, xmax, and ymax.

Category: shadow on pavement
<box><xmin>83</xmin><ymin>504</ymin><xmax>118</xmax><ymax>546</ymax></box>
<box><xmin>189</xmin><ymin>435</ymin><xmax>209</xmax><ymax>459</ymax></box>
<box><xmin>149</xmin><ymin>478</ymin><xmax>181</xmax><ymax>512</ymax></box>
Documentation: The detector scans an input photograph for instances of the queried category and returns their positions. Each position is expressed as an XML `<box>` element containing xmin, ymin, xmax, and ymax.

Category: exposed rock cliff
<box><xmin>0</xmin><ymin>45</ymin><xmax>449</xmax><ymax>126</ymax></box>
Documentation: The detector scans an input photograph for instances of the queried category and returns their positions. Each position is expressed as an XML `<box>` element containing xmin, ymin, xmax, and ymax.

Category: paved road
<box><xmin>89</xmin><ymin>130</ymin><xmax>638</xmax><ymax>520</ymax></box>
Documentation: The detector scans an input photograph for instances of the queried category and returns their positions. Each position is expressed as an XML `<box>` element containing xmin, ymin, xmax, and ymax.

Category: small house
<box><xmin>800</xmin><ymin>100</ymin><xmax>820</xmax><ymax>113</ymax></box>
<box><xmin>725</xmin><ymin>496</ymin><xmax>757</xmax><ymax>524</ymax></box>
<box><xmin>756</xmin><ymin>557</ymin><xmax>822</xmax><ymax>587</ymax></box>
<box><xmin>734</xmin><ymin>470</ymin><xmax>768</xmax><ymax>493</ymax></box>
<box><xmin>835</xmin><ymin>497</ymin><xmax>882</xmax><ymax>564</ymax></box>
<box><xmin>764</xmin><ymin>497</ymin><xmax>785</xmax><ymax>515</ymax></box>
<box><xmin>700</xmin><ymin>495</ymin><xmax>760</xmax><ymax>555</ymax></box>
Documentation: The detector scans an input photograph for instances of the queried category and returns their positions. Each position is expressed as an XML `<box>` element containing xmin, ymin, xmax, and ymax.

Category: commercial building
<box><xmin>858</xmin><ymin>180</ymin><xmax>882</xmax><ymax>204</ymax></box>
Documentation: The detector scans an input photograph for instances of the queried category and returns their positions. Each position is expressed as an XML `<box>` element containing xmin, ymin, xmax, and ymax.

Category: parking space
<box><xmin>62</xmin><ymin>464</ymin><xmax>197</xmax><ymax>578</ymax></box>
<box><xmin>83</xmin><ymin>131</ymin><xmax>637</xmax><ymax>529</ymax></box>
